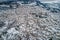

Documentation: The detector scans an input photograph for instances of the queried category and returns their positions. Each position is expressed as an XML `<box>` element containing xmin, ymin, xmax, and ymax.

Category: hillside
<box><xmin>0</xmin><ymin>5</ymin><xmax>60</xmax><ymax>40</ymax></box>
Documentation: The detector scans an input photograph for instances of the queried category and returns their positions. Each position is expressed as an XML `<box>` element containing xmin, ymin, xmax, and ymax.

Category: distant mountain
<box><xmin>42</xmin><ymin>3</ymin><xmax>60</xmax><ymax>13</ymax></box>
<box><xmin>33</xmin><ymin>0</ymin><xmax>60</xmax><ymax>13</ymax></box>
<box><xmin>18</xmin><ymin>0</ymin><xmax>60</xmax><ymax>13</ymax></box>
<box><xmin>0</xmin><ymin>0</ymin><xmax>60</xmax><ymax>13</ymax></box>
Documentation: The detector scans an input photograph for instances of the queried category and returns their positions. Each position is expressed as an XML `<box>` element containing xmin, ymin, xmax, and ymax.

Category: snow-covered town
<box><xmin>0</xmin><ymin>0</ymin><xmax>60</xmax><ymax>40</ymax></box>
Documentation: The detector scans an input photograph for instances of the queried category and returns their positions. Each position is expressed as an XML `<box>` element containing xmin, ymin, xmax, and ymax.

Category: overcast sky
<box><xmin>40</xmin><ymin>0</ymin><xmax>60</xmax><ymax>3</ymax></box>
